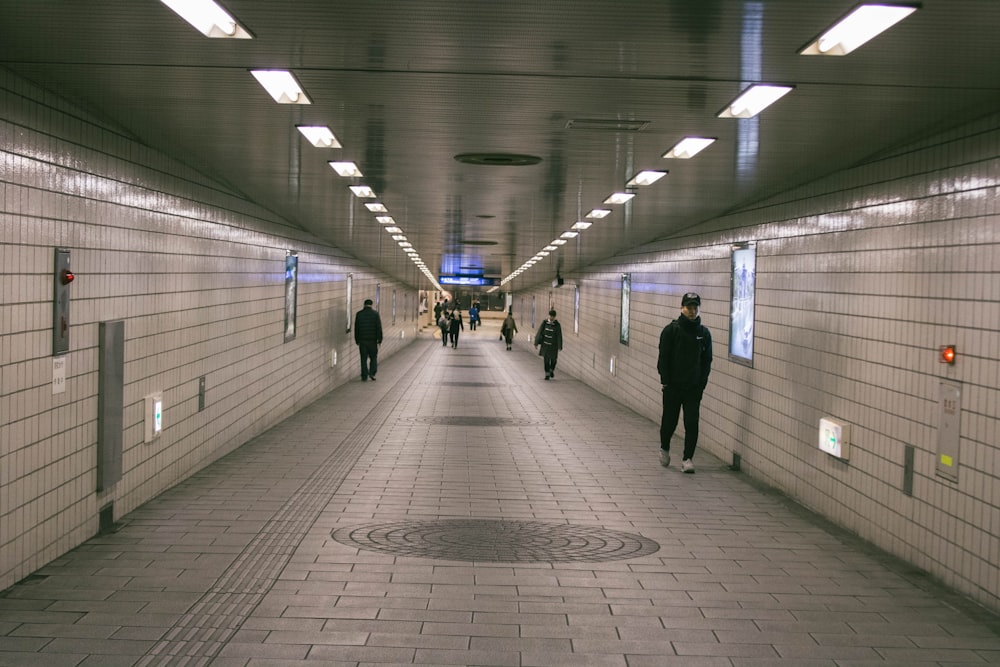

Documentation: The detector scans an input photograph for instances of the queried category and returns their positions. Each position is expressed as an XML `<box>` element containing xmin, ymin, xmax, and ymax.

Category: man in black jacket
<box><xmin>657</xmin><ymin>292</ymin><xmax>712</xmax><ymax>473</ymax></box>
<box><xmin>534</xmin><ymin>309</ymin><xmax>563</xmax><ymax>380</ymax></box>
<box><xmin>354</xmin><ymin>299</ymin><xmax>383</xmax><ymax>381</ymax></box>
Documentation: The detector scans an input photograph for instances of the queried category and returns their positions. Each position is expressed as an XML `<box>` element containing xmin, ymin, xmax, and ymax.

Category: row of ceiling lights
<box><xmin>161</xmin><ymin>0</ymin><xmax>917</xmax><ymax>292</ymax></box>
<box><xmin>498</xmin><ymin>2</ymin><xmax>919</xmax><ymax>287</ymax></box>
<box><xmin>158</xmin><ymin>0</ymin><xmax>441</xmax><ymax>290</ymax></box>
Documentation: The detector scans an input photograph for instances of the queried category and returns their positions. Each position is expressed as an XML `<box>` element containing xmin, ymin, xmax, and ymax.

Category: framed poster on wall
<box><xmin>345</xmin><ymin>273</ymin><xmax>353</xmax><ymax>333</ymax></box>
<box><xmin>729</xmin><ymin>242</ymin><xmax>756</xmax><ymax>366</ymax></box>
<box><xmin>620</xmin><ymin>273</ymin><xmax>631</xmax><ymax>345</ymax></box>
<box><xmin>284</xmin><ymin>251</ymin><xmax>298</xmax><ymax>343</ymax></box>
<box><xmin>574</xmin><ymin>284</ymin><xmax>580</xmax><ymax>334</ymax></box>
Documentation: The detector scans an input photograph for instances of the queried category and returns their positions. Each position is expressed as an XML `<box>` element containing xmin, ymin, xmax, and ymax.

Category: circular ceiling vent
<box><xmin>454</xmin><ymin>153</ymin><xmax>542</xmax><ymax>166</ymax></box>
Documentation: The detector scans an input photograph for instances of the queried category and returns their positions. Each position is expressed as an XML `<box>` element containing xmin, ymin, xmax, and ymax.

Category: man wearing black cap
<box><xmin>657</xmin><ymin>292</ymin><xmax>712</xmax><ymax>473</ymax></box>
<box><xmin>354</xmin><ymin>298</ymin><xmax>383</xmax><ymax>381</ymax></box>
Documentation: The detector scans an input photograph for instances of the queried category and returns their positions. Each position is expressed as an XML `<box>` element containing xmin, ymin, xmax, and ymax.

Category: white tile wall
<box><xmin>0</xmin><ymin>70</ymin><xmax>417</xmax><ymax>591</ymax></box>
<box><xmin>519</xmin><ymin>112</ymin><xmax>1000</xmax><ymax>613</ymax></box>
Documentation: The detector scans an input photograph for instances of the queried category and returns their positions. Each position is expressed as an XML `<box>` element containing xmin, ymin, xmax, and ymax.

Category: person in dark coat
<box><xmin>533</xmin><ymin>309</ymin><xmax>563</xmax><ymax>380</ymax></box>
<box><xmin>354</xmin><ymin>298</ymin><xmax>383</xmax><ymax>381</ymax></box>
<box><xmin>657</xmin><ymin>292</ymin><xmax>712</xmax><ymax>473</ymax></box>
<box><xmin>448</xmin><ymin>309</ymin><xmax>464</xmax><ymax>348</ymax></box>
<box><xmin>500</xmin><ymin>309</ymin><xmax>518</xmax><ymax>350</ymax></box>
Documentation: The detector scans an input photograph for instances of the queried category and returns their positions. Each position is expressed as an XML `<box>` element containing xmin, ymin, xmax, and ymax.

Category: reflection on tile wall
<box><xmin>0</xmin><ymin>72</ymin><xmax>410</xmax><ymax>590</ymax></box>
<box><xmin>524</xmin><ymin>113</ymin><xmax>1000</xmax><ymax>612</ymax></box>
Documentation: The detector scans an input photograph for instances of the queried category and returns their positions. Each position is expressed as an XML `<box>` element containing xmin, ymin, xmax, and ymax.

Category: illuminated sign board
<box><xmin>439</xmin><ymin>276</ymin><xmax>496</xmax><ymax>286</ymax></box>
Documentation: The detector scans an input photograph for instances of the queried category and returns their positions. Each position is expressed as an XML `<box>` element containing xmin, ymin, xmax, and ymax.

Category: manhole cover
<box><xmin>406</xmin><ymin>416</ymin><xmax>549</xmax><ymax>427</ymax></box>
<box><xmin>332</xmin><ymin>519</ymin><xmax>660</xmax><ymax>562</ymax></box>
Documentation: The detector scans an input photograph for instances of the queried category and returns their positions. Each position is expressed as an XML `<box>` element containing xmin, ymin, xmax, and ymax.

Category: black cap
<box><xmin>364</xmin><ymin>299</ymin><xmax>373</xmax><ymax>306</ymax></box>
<box><xmin>681</xmin><ymin>292</ymin><xmax>701</xmax><ymax>306</ymax></box>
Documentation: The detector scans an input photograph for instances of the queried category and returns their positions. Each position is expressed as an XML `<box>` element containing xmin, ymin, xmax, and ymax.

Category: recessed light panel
<box><xmin>718</xmin><ymin>85</ymin><xmax>793</xmax><ymax>119</ymax></box>
<box><xmin>663</xmin><ymin>137</ymin><xmax>716</xmax><ymax>159</ymax></box>
<box><xmin>250</xmin><ymin>70</ymin><xmax>310</xmax><ymax>104</ymax></box>
<box><xmin>626</xmin><ymin>170</ymin><xmax>667</xmax><ymax>187</ymax></box>
<box><xmin>349</xmin><ymin>185</ymin><xmax>376</xmax><ymax>198</ymax></box>
<box><xmin>604</xmin><ymin>192</ymin><xmax>636</xmax><ymax>205</ymax></box>
<box><xmin>329</xmin><ymin>162</ymin><xmax>363</xmax><ymax>177</ymax></box>
<box><xmin>160</xmin><ymin>0</ymin><xmax>252</xmax><ymax>38</ymax></box>
<box><xmin>297</xmin><ymin>126</ymin><xmax>341</xmax><ymax>148</ymax></box>
<box><xmin>800</xmin><ymin>4</ymin><xmax>918</xmax><ymax>56</ymax></box>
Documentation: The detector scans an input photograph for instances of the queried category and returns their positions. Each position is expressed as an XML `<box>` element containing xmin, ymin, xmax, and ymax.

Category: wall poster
<box><xmin>729</xmin><ymin>242</ymin><xmax>756</xmax><ymax>366</ymax></box>
<box><xmin>283</xmin><ymin>251</ymin><xmax>298</xmax><ymax>342</ymax></box>
<box><xmin>620</xmin><ymin>273</ymin><xmax>631</xmax><ymax>345</ymax></box>
<box><xmin>573</xmin><ymin>284</ymin><xmax>580</xmax><ymax>334</ymax></box>
<box><xmin>345</xmin><ymin>273</ymin><xmax>353</xmax><ymax>333</ymax></box>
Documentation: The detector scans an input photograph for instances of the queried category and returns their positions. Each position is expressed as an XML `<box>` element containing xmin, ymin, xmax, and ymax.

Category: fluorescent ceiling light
<box><xmin>571</xmin><ymin>221</ymin><xmax>593</xmax><ymax>231</ymax></box>
<box><xmin>663</xmin><ymin>137</ymin><xmax>716</xmax><ymax>159</ymax></box>
<box><xmin>376</xmin><ymin>216</ymin><xmax>395</xmax><ymax>224</ymax></box>
<box><xmin>626</xmin><ymin>170</ymin><xmax>667</xmax><ymax>187</ymax></box>
<box><xmin>329</xmin><ymin>161</ymin><xmax>363</xmax><ymax>177</ymax></box>
<box><xmin>551</xmin><ymin>239</ymin><xmax>568</xmax><ymax>246</ymax></box>
<box><xmin>718</xmin><ymin>85</ymin><xmax>793</xmax><ymax>119</ymax></box>
<box><xmin>537</xmin><ymin>251</ymin><xmax>550</xmax><ymax>257</ymax></box>
<box><xmin>800</xmin><ymin>4</ymin><xmax>918</xmax><ymax>56</ymax></box>
<box><xmin>543</xmin><ymin>245</ymin><xmax>558</xmax><ymax>251</ymax></box>
<box><xmin>561</xmin><ymin>231</ymin><xmax>579</xmax><ymax>239</ymax></box>
<box><xmin>365</xmin><ymin>202</ymin><xmax>388</xmax><ymax>213</ymax></box>
<box><xmin>160</xmin><ymin>0</ymin><xmax>251</xmax><ymax>38</ymax></box>
<box><xmin>604</xmin><ymin>192</ymin><xmax>636</xmax><ymax>205</ymax></box>
<box><xmin>250</xmin><ymin>70</ymin><xmax>310</xmax><ymax>104</ymax></box>
<box><xmin>296</xmin><ymin>126</ymin><xmax>340</xmax><ymax>148</ymax></box>
<box><xmin>391</xmin><ymin>235</ymin><xmax>407</xmax><ymax>241</ymax></box>
<box><xmin>398</xmin><ymin>241</ymin><xmax>412</xmax><ymax>248</ymax></box>
<box><xmin>384</xmin><ymin>226</ymin><xmax>402</xmax><ymax>233</ymax></box>
<box><xmin>349</xmin><ymin>185</ymin><xmax>376</xmax><ymax>198</ymax></box>
<box><xmin>586</xmin><ymin>209</ymin><xmax>611</xmax><ymax>219</ymax></box>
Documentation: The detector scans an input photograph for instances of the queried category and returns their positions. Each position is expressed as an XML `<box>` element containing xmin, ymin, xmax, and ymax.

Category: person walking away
<box><xmin>469</xmin><ymin>303</ymin><xmax>479</xmax><ymax>331</ymax></box>
<box><xmin>501</xmin><ymin>309</ymin><xmax>518</xmax><ymax>350</ymax></box>
<box><xmin>354</xmin><ymin>298</ymin><xmax>383</xmax><ymax>381</ymax></box>
<box><xmin>657</xmin><ymin>292</ymin><xmax>712</xmax><ymax>473</ymax></box>
<box><xmin>533</xmin><ymin>309</ymin><xmax>562</xmax><ymax>379</ymax></box>
<box><xmin>438</xmin><ymin>310</ymin><xmax>450</xmax><ymax>346</ymax></box>
<box><xmin>448</xmin><ymin>309</ymin><xmax>464</xmax><ymax>348</ymax></box>
<box><xmin>433</xmin><ymin>300</ymin><xmax>442</xmax><ymax>325</ymax></box>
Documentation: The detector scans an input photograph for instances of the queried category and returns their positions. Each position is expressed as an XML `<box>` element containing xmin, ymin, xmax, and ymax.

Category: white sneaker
<box><xmin>682</xmin><ymin>459</ymin><xmax>695</xmax><ymax>474</ymax></box>
<box><xmin>659</xmin><ymin>450</ymin><xmax>670</xmax><ymax>467</ymax></box>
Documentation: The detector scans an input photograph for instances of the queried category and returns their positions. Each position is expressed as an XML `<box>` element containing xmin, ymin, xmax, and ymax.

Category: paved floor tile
<box><xmin>1</xmin><ymin>326</ymin><xmax>998</xmax><ymax>665</ymax></box>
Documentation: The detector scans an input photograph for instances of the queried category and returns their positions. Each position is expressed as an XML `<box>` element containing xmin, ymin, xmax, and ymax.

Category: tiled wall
<box><xmin>520</xmin><ymin>112</ymin><xmax>1000</xmax><ymax>612</ymax></box>
<box><xmin>0</xmin><ymin>72</ymin><xmax>416</xmax><ymax>590</ymax></box>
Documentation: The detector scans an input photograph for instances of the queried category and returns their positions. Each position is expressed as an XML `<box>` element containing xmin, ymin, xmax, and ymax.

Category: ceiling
<box><xmin>2</xmin><ymin>1</ymin><xmax>999</xmax><ymax>291</ymax></box>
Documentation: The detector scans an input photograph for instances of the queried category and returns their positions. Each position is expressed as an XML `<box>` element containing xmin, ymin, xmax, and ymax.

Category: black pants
<box><xmin>542</xmin><ymin>349</ymin><xmax>558</xmax><ymax>375</ymax></box>
<box><xmin>660</xmin><ymin>385</ymin><xmax>701</xmax><ymax>460</ymax></box>
<box><xmin>449</xmin><ymin>330</ymin><xmax>460</xmax><ymax>347</ymax></box>
<box><xmin>441</xmin><ymin>327</ymin><xmax>449</xmax><ymax>345</ymax></box>
<box><xmin>358</xmin><ymin>341</ymin><xmax>378</xmax><ymax>379</ymax></box>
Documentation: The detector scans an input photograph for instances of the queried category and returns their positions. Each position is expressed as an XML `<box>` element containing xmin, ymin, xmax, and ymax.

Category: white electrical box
<box><xmin>819</xmin><ymin>416</ymin><xmax>850</xmax><ymax>460</ymax></box>
<box><xmin>145</xmin><ymin>393</ymin><xmax>163</xmax><ymax>443</ymax></box>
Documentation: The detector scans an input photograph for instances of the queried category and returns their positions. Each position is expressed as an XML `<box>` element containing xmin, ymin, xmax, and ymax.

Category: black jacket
<box><xmin>535</xmin><ymin>319</ymin><xmax>562</xmax><ymax>352</ymax></box>
<box><xmin>657</xmin><ymin>315</ymin><xmax>712</xmax><ymax>391</ymax></box>
<box><xmin>354</xmin><ymin>306</ymin><xmax>383</xmax><ymax>344</ymax></box>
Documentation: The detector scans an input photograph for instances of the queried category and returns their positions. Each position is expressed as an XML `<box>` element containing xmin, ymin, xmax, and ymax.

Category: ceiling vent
<box><xmin>566</xmin><ymin>118</ymin><xmax>651</xmax><ymax>132</ymax></box>
<box><xmin>454</xmin><ymin>153</ymin><xmax>542</xmax><ymax>166</ymax></box>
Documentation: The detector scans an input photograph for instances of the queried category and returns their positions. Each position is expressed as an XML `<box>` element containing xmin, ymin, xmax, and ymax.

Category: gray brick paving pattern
<box><xmin>2</xmin><ymin>322</ymin><xmax>999</xmax><ymax>666</ymax></box>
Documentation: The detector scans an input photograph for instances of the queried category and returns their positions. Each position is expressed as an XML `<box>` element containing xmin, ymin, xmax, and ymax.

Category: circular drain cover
<box><xmin>332</xmin><ymin>519</ymin><xmax>659</xmax><ymax>562</ymax></box>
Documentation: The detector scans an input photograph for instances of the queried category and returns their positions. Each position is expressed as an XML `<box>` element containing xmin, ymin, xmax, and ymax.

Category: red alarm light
<box><xmin>939</xmin><ymin>345</ymin><xmax>956</xmax><ymax>365</ymax></box>
<box><xmin>60</xmin><ymin>269</ymin><xmax>74</xmax><ymax>285</ymax></box>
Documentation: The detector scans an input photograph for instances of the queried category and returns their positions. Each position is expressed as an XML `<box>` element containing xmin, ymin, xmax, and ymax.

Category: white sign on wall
<box><xmin>819</xmin><ymin>416</ymin><xmax>850</xmax><ymax>460</ymax></box>
<box><xmin>52</xmin><ymin>356</ymin><xmax>67</xmax><ymax>394</ymax></box>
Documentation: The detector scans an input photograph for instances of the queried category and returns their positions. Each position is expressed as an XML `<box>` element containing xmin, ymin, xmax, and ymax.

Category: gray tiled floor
<box><xmin>3</xmin><ymin>322</ymin><xmax>999</xmax><ymax>666</ymax></box>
